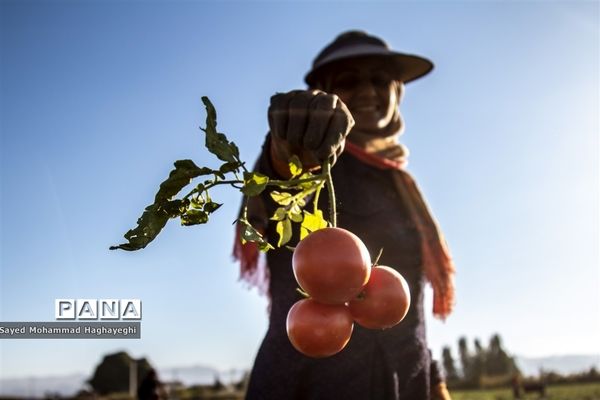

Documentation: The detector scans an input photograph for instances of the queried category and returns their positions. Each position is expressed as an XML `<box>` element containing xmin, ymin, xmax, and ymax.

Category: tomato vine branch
<box><xmin>111</xmin><ymin>97</ymin><xmax>338</xmax><ymax>252</ymax></box>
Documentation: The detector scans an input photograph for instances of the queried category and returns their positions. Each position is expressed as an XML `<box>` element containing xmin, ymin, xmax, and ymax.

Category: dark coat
<box><xmin>244</xmin><ymin>137</ymin><xmax>435</xmax><ymax>400</ymax></box>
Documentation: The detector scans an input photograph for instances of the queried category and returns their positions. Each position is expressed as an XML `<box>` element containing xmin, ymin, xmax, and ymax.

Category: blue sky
<box><xmin>1</xmin><ymin>1</ymin><xmax>598</xmax><ymax>379</ymax></box>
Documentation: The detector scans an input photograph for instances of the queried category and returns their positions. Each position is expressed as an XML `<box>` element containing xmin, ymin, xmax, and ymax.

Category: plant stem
<box><xmin>323</xmin><ymin>159</ymin><xmax>336</xmax><ymax>227</ymax></box>
<box><xmin>242</xmin><ymin>196</ymin><xmax>249</xmax><ymax>220</ymax></box>
<box><xmin>313</xmin><ymin>180</ymin><xmax>324</xmax><ymax>214</ymax></box>
<box><xmin>373</xmin><ymin>248</ymin><xmax>384</xmax><ymax>266</ymax></box>
<box><xmin>268</xmin><ymin>174</ymin><xmax>325</xmax><ymax>187</ymax></box>
<box><xmin>183</xmin><ymin>179</ymin><xmax>243</xmax><ymax>200</ymax></box>
<box><xmin>235</xmin><ymin>156</ymin><xmax>249</xmax><ymax>174</ymax></box>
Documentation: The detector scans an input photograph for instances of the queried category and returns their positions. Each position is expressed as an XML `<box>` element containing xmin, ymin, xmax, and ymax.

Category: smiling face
<box><xmin>324</xmin><ymin>57</ymin><xmax>403</xmax><ymax>133</ymax></box>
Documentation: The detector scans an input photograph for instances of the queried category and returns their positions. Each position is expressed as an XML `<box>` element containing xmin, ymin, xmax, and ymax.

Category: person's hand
<box><xmin>432</xmin><ymin>382</ymin><xmax>452</xmax><ymax>400</ymax></box>
<box><xmin>268</xmin><ymin>90</ymin><xmax>354</xmax><ymax>177</ymax></box>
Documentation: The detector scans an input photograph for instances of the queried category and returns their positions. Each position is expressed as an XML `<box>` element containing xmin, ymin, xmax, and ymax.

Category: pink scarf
<box><xmin>233</xmin><ymin>130</ymin><xmax>455</xmax><ymax>320</ymax></box>
<box><xmin>343</xmin><ymin>140</ymin><xmax>455</xmax><ymax>320</ymax></box>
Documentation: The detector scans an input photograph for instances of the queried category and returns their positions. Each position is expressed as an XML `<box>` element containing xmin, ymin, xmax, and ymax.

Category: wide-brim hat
<box><xmin>305</xmin><ymin>30</ymin><xmax>434</xmax><ymax>87</ymax></box>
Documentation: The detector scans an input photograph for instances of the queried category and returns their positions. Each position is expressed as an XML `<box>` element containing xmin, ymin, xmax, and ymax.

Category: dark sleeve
<box><xmin>254</xmin><ymin>132</ymin><xmax>285</xmax><ymax>179</ymax></box>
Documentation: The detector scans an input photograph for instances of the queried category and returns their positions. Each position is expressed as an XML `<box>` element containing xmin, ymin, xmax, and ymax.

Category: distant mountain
<box><xmin>0</xmin><ymin>373</ymin><xmax>88</xmax><ymax>398</ymax></box>
<box><xmin>515</xmin><ymin>354</ymin><xmax>600</xmax><ymax>376</ymax></box>
<box><xmin>158</xmin><ymin>364</ymin><xmax>245</xmax><ymax>386</ymax></box>
<box><xmin>0</xmin><ymin>365</ymin><xmax>246</xmax><ymax>397</ymax></box>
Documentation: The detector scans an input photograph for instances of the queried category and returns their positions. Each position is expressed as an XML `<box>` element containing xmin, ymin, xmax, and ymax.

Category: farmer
<box><xmin>234</xmin><ymin>30</ymin><xmax>455</xmax><ymax>400</ymax></box>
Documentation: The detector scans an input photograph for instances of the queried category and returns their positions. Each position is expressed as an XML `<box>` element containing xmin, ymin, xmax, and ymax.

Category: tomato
<box><xmin>292</xmin><ymin>227</ymin><xmax>371</xmax><ymax>304</ymax></box>
<box><xmin>286</xmin><ymin>298</ymin><xmax>354</xmax><ymax>358</ymax></box>
<box><xmin>348</xmin><ymin>265</ymin><xmax>410</xmax><ymax>329</ymax></box>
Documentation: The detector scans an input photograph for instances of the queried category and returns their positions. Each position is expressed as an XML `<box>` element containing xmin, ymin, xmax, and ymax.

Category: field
<box><xmin>451</xmin><ymin>382</ymin><xmax>600</xmax><ymax>400</ymax></box>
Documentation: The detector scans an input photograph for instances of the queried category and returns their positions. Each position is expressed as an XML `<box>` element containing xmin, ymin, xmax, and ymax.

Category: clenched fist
<box><xmin>268</xmin><ymin>90</ymin><xmax>354</xmax><ymax>177</ymax></box>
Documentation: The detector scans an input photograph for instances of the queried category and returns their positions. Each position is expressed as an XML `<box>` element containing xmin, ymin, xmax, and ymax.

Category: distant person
<box><xmin>511</xmin><ymin>375</ymin><xmax>522</xmax><ymax>399</ymax></box>
<box><xmin>137</xmin><ymin>369</ymin><xmax>167</xmax><ymax>400</ymax></box>
<box><xmin>234</xmin><ymin>30</ymin><xmax>455</xmax><ymax>399</ymax></box>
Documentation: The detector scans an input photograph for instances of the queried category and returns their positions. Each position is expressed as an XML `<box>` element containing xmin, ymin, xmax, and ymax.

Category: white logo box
<box><xmin>55</xmin><ymin>299</ymin><xmax>142</xmax><ymax>320</ymax></box>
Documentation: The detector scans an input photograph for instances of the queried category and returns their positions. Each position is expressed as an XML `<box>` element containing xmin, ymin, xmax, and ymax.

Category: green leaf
<box><xmin>181</xmin><ymin>209</ymin><xmax>209</xmax><ymax>226</ymax></box>
<box><xmin>203</xmin><ymin>201</ymin><xmax>222</xmax><ymax>213</ymax></box>
<box><xmin>111</xmin><ymin>161</ymin><xmax>218</xmax><ymax>251</ymax></box>
<box><xmin>296</xmin><ymin>197</ymin><xmax>307</xmax><ymax>208</ymax></box>
<box><xmin>162</xmin><ymin>199</ymin><xmax>187</xmax><ymax>218</ymax></box>
<box><xmin>110</xmin><ymin>204</ymin><xmax>171</xmax><ymax>251</ymax></box>
<box><xmin>155</xmin><ymin>160</ymin><xmax>213</xmax><ymax>203</ymax></box>
<box><xmin>298</xmin><ymin>172</ymin><xmax>319</xmax><ymax>190</ymax></box>
<box><xmin>219</xmin><ymin>161</ymin><xmax>241</xmax><ymax>174</ymax></box>
<box><xmin>301</xmin><ymin>209</ymin><xmax>328</xmax><ymax>237</ymax></box>
<box><xmin>288</xmin><ymin>155</ymin><xmax>302</xmax><ymax>178</ymax></box>
<box><xmin>241</xmin><ymin>172</ymin><xmax>269</xmax><ymax>196</ymax></box>
<box><xmin>270</xmin><ymin>207</ymin><xmax>287</xmax><ymax>221</ymax></box>
<box><xmin>276</xmin><ymin>218</ymin><xmax>292</xmax><ymax>247</ymax></box>
<box><xmin>239</xmin><ymin>219</ymin><xmax>274</xmax><ymax>251</ymax></box>
<box><xmin>183</xmin><ymin>209</ymin><xmax>205</xmax><ymax>221</ymax></box>
<box><xmin>215</xmin><ymin>171</ymin><xmax>227</xmax><ymax>181</ymax></box>
<box><xmin>201</xmin><ymin>97</ymin><xmax>240</xmax><ymax>163</ymax></box>
<box><xmin>112</xmin><ymin>98</ymin><xmax>243</xmax><ymax>252</ymax></box>
<box><xmin>288</xmin><ymin>204</ymin><xmax>303</xmax><ymax>223</ymax></box>
<box><xmin>270</xmin><ymin>191</ymin><xmax>293</xmax><ymax>206</ymax></box>
<box><xmin>300</xmin><ymin>226</ymin><xmax>310</xmax><ymax>240</ymax></box>
<box><xmin>190</xmin><ymin>194</ymin><xmax>205</xmax><ymax>208</ymax></box>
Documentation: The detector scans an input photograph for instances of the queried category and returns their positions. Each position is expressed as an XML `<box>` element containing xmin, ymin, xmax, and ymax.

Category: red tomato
<box><xmin>348</xmin><ymin>265</ymin><xmax>410</xmax><ymax>329</ymax></box>
<box><xmin>286</xmin><ymin>298</ymin><xmax>354</xmax><ymax>358</ymax></box>
<box><xmin>292</xmin><ymin>227</ymin><xmax>371</xmax><ymax>304</ymax></box>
